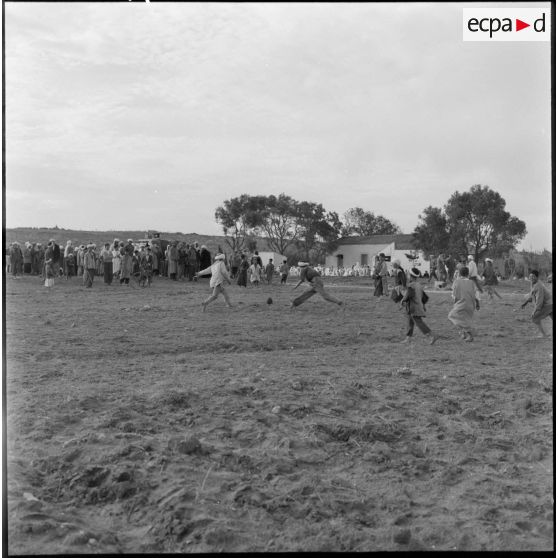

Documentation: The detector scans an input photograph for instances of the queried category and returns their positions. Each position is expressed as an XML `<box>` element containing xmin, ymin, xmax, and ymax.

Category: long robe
<box><xmin>237</xmin><ymin>259</ymin><xmax>249</xmax><ymax>287</ymax></box>
<box><xmin>167</xmin><ymin>246</ymin><xmax>178</xmax><ymax>275</ymax></box>
<box><xmin>120</xmin><ymin>244</ymin><xmax>134</xmax><ymax>279</ymax></box>
<box><xmin>448</xmin><ymin>278</ymin><xmax>476</xmax><ymax>330</ymax></box>
<box><xmin>44</xmin><ymin>246</ymin><xmax>55</xmax><ymax>279</ymax></box>
<box><xmin>112</xmin><ymin>249</ymin><xmax>121</xmax><ymax>275</ymax></box>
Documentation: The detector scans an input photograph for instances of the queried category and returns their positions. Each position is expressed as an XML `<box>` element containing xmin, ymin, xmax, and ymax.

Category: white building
<box><xmin>325</xmin><ymin>234</ymin><xmax>430</xmax><ymax>275</ymax></box>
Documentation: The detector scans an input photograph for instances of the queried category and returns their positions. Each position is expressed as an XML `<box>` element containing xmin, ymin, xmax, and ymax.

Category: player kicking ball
<box><xmin>290</xmin><ymin>262</ymin><xmax>345</xmax><ymax>311</ymax></box>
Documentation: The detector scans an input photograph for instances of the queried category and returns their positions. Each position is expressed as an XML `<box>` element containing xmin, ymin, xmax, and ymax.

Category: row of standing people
<box><xmin>6</xmin><ymin>238</ymin><xmax>211</xmax><ymax>286</ymax></box>
<box><xmin>66</xmin><ymin>239</ymin><xmax>214</xmax><ymax>288</ymax></box>
<box><xmin>42</xmin><ymin>240</ymin><xmax>155</xmax><ymax>288</ymax></box>
<box><xmin>7</xmin><ymin>238</ymin><xmax>295</xmax><ymax>291</ymax></box>
<box><xmin>233</xmin><ymin>253</ymin><xmax>290</xmax><ymax>287</ymax></box>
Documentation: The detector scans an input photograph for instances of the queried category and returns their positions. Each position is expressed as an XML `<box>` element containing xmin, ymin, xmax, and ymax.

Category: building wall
<box><xmin>325</xmin><ymin>243</ymin><xmax>390</xmax><ymax>269</ymax></box>
<box><xmin>326</xmin><ymin>243</ymin><xmax>429</xmax><ymax>274</ymax></box>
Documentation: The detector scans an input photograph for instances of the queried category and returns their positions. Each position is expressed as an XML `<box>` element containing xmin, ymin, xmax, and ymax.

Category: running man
<box><xmin>290</xmin><ymin>262</ymin><xmax>344</xmax><ymax>310</ymax></box>
<box><xmin>520</xmin><ymin>269</ymin><xmax>553</xmax><ymax>338</ymax></box>
<box><xmin>197</xmin><ymin>253</ymin><xmax>234</xmax><ymax>312</ymax></box>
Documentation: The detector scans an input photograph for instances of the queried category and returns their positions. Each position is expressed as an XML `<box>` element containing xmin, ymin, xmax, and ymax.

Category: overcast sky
<box><xmin>5</xmin><ymin>2</ymin><xmax>552</xmax><ymax>250</ymax></box>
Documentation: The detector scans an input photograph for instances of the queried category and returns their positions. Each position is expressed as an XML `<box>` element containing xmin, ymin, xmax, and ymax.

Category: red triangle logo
<box><xmin>516</xmin><ymin>19</ymin><xmax>530</xmax><ymax>31</ymax></box>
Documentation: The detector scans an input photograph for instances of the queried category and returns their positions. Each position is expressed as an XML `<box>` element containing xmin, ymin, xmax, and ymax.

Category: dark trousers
<box><xmin>406</xmin><ymin>315</ymin><xmax>431</xmax><ymax>337</ymax></box>
<box><xmin>103</xmin><ymin>262</ymin><xmax>113</xmax><ymax>284</ymax></box>
<box><xmin>292</xmin><ymin>279</ymin><xmax>342</xmax><ymax>307</ymax></box>
<box><xmin>187</xmin><ymin>264</ymin><xmax>196</xmax><ymax>281</ymax></box>
<box><xmin>373</xmin><ymin>276</ymin><xmax>384</xmax><ymax>297</ymax></box>
<box><xmin>237</xmin><ymin>270</ymin><xmax>248</xmax><ymax>287</ymax></box>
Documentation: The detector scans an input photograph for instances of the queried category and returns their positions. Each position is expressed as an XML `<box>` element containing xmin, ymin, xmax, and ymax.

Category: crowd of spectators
<box><xmin>5</xmin><ymin>239</ymin><xmax>295</xmax><ymax>288</ymax></box>
<box><xmin>8</xmin><ymin>238</ymin><xmax>539</xmax><ymax>289</ymax></box>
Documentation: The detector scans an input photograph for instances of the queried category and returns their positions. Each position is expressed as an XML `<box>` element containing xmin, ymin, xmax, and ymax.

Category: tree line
<box><xmin>214</xmin><ymin>194</ymin><xmax>400</xmax><ymax>263</ymax></box>
<box><xmin>215</xmin><ymin>185</ymin><xmax>529</xmax><ymax>264</ymax></box>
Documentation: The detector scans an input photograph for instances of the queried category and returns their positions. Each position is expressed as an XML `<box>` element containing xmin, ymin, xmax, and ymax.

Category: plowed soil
<box><xmin>5</xmin><ymin>274</ymin><xmax>554</xmax><ymax>553</ymax></box>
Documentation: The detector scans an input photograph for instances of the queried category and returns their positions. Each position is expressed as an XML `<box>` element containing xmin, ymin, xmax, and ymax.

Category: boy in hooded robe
<box><xmin>400</xmin><ymin>267</ymin><xmax>437</xmax><ymax>345</ymax></box>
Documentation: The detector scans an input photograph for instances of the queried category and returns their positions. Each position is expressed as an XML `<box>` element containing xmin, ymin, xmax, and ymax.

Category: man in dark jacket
<box><xmin>51</xmin><ymin>239</ymin><xmax>61</xmax><ymax>275</ymax></box>
<box><xmin>291</xmin><ymin>262</ymin><xmax>344</xmax><ymax>309</ymax></box>
<box><xmin>199</xmin><ymin>245</ymin><xmax>212</xmax><ymax>276</ymax></box>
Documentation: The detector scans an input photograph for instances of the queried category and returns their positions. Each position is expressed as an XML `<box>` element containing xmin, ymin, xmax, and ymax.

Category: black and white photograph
<box><xmin>4</xmin><ymin>1</ymin><xmax>553</xmax><ymax>553</ymax></box>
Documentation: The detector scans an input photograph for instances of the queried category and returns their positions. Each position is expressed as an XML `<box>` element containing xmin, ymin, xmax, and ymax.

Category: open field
<box><xmin>5</xmin><ymin>274</ymin><xmax>554</xmax><ymax>553</ymax></box>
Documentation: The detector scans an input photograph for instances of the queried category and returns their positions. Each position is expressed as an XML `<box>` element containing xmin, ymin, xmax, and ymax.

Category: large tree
<box><xmin>413</xmin><ymin>185</ymin><xmax>527</xmax><ymax>262</ymax></box>
<box><xmin>342</xmin><ymin>207</ymin><xmax>401</xmax><ymax>237</ymax></box>
<box><xmin>296</xmin><ymin>203</ymin><xmax>343</xmax><ymax>261</ymax></box>
<box><xmin>216</xmin><ymin>194</ymin><xmax>343</xmax><ymax>261</ymax></box>
<box><xmin>254</xmin><ymin>194</ymin><xmax>301</xmax><ymax>254</ymax></box>
<box><xmin>214</xmin><ymin>194</ymin><xmax>263</xmax><ymax>253</ymax></box>
<box><xmin>413</xmin><ymin>206</ymin><xmax>451</xmax><ymax>256</ymax></box>
<box><xmin>445</xmin><ymin>185</ymin><xmax>527</xmax><ymax>261</ymax></box>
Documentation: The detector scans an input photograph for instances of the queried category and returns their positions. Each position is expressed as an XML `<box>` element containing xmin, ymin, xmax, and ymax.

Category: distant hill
<box><xmin>4</xmin><ymin>227</ymin><xmax>272</xmax><ymax>256</ymax></box>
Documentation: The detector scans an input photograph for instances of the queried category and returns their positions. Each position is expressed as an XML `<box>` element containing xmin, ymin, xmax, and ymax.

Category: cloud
<box><xmin>5</xmin><ymin>3</ymin><xmax>552</xmax><ymax>249</ymax></box>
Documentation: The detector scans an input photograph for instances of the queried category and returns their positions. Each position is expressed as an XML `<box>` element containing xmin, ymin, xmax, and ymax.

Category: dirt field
<box><xmin>5</xmin><ymin>273</ymin><xmax>554</xmax><ymax>553</ymax></box>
